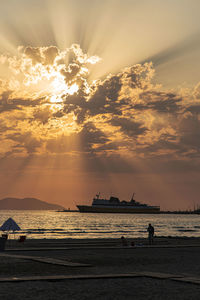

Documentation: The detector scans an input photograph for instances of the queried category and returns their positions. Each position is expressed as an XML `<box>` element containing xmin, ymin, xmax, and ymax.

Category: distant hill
<box><xmin>0</xmin><ymin>197</ymin><xmax>65</xmax><ymax>210</ymax></box>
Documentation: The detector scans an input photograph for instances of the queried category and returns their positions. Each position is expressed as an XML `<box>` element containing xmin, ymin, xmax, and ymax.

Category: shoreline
<box><xmin>4</xmin><ymin>235</ymin><xmax>200</xmax><ymax>247</ymax></box>
<box><xmin>60</xmin><ymin>211</ymin><xmax>200</xmax><ymax>215</ymax></box>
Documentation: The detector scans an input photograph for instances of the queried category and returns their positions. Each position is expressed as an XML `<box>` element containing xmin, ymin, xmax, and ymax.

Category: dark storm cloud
<box><xmin>110</xmin><ymin>117</ymin><xmax>147</xmax><ymax>137</ymax></box>
<box><xmin>0</xmin><ymin>95</ymin><xmax>43</xmax><ymax>113</ymax></box>
<box><xmin>61</xmin><ymin>63</ymin><xmax>81</xmax><ymax>84</ymax></box>
<box><xmin>179</xmin><ymin>113</ymin><xmax>200</xmax><ymax>150</ymax></box>
<box><xmin>48</xmin><ymin>58</ymin><xmax>200</xmax><ymax>165</ymax></box>
<box><xmin>6</xmin><ymin>132</ymin><xmax>41</xmax><ymax>154</ymax></box>
<box><xmin>78</xmin><ymin>122</ymin><xmax>109</xmax><ymax>151</ymax></box>
<box><xmin>33</xmin><ymin>106</ymin><xmax>52</xmax><ymax>124</ymax></box>
<box><xmin>60</xmin><ymin>93</ymin><xmax>87</xmax><ymax>124</ymax></box>
<box><xmin>60</xmin><ymin>64</ymin><xmax>153</xmax><ymax>124</ymax></box>
<box><xmin>186</xmin><ymin>104</ymin><xmax>200</xmax><ymax>114</ymax></box>
<box><xmin>46</xmin><ymin>122</ymin><xmax>109</xmax><ymax>154</ymax></box>
<box><xmin>137</xmin><ymin>136</ymin><xmax>179</xmax><ymax>155</ymax></box>
<box><xmin>58</xmin><ymin>73</ymin><xmax>123</xmax><ymax>123</ymax></box>
<box><xmin>134</xmin><ymin>91</ymin><xmax>182</xmax><ymax>113</ymax></box>
<box><xmin>134</xmin><ymin>108</ymin><xmax>200</xmax><ymax>160</ymax></box>
<box><xmin>87</xmin><ymin>74</ymin><xmax>123</xmax><ymax>116</ymax></box>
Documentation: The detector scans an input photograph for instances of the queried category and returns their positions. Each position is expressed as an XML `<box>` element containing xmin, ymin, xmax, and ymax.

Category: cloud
<box><xmin>46</xmin><ymin>122</ymin><xmax>109</xmax><ymax>154</ymax></box>
<box><xmin>0</xmin><ymin>43</ymin><xmax>199</xmax><ymax>173</ymax></box>
<box><xmin>24</xmin><ymin>46</ymin><xmax>59</xmax><ymax>65</ymax></box>
<box><xmin>110</xmin><ymin>117</ymin><xmax>147</xmax><ymax>137</ymax></box>
<box><xmin>193</xmin><ymin>82</ymin><xmax>200</xmax><ymax>100</ymax></box>
<box><xmin>178</xmin><ymin>112</ymin><xmax>200</xmax><ymax>151</ymax></box>
<box><xmin>6</xmin><ymin>131</ymin><xmax>42</xmax><ymax>154</ymax></box>
<box><xmin>33</xmin><ymin>105</ymin><xmax>52</xmax><ymax>124</ymax></box>
<box><xmin>134</xmin><ymin>91</ymin><xmax>182</xmax><ymax>113</ymax></box>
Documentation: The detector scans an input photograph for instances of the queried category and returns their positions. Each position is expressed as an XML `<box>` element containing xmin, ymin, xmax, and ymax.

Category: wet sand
<box><xmin>1</xmin><ymin>237</ymin><xmax>200</xmax><ymax>299</ymax></box>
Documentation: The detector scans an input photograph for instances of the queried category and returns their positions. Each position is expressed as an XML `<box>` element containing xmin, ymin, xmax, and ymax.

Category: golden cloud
<box><xmin>0</xmin><ymin>44</ymin><xmax>199</xmax><ymax>164</ymax></box>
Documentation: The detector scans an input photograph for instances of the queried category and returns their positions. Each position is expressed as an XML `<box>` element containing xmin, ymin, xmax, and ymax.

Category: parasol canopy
<box><xmin>0</xmin><ymin>217</ymin><xmax>21</xmax><ymax>231</ymax></box>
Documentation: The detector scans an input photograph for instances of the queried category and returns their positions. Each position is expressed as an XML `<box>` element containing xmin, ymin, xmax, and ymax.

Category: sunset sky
<box><xmin>0</xmin><ymin>0</ymin><xmax>200</xmax><ymax>210</ymax></box>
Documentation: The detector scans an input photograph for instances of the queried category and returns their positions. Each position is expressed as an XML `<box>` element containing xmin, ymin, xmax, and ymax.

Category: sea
<box><xmin>0</xmin><ymin>210</ymin><xmax>200</xmax><ymax>239</ymax></box>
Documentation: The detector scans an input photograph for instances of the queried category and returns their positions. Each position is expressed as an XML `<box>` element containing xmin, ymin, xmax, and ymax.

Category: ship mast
<box><xmin>131</xmin><ymin>193</ymin><xmax>135</xmax><ymax>202</ymax></box>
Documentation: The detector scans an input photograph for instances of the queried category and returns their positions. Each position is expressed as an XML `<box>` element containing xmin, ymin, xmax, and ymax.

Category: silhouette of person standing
<box><xmin>147</xmin><ymin>223</ymin><xmax>154</xmax><ymax>245</ymax></box>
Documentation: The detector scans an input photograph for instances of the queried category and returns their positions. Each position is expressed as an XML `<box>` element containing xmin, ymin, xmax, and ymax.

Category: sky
<box><xmin>0</xmin><ymin>0</ymin><xmax>200</xmax><ymax>210</ymax></box>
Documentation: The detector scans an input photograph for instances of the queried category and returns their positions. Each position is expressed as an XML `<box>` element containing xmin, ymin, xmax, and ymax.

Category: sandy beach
<box><xmin>1</xmin><ymin>237</ymin><xmax>200</xmax><ymax>299</ymax></box>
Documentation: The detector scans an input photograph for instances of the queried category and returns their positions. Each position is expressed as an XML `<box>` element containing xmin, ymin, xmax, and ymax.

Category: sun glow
<box><xmin>51</xmin><ymin>74</ymin><xmax>79</xmax><ymax>95</ymax></box>
<box><xmin>50</xmin><ymin>95</ymin><xmax>63</xmax><ymax>103</ymax></box>
<box><xmin>50</xmin><ymin>80</ymin><xmax>79</xmax><ymax>103</ymax></box>
<box><xmin>66</xmin><ymin>83</ymin><xmax>79</xmax><ymax>95</ymax></box>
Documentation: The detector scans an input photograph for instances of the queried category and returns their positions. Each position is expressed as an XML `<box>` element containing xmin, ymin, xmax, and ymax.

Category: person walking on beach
<box><xmin>147</xmin><ymin>223</ymin><xmax>154</xmax><ymax>245</ymax></box>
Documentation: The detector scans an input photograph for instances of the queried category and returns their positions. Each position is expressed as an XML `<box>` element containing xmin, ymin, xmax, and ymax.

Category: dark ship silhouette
<box><xmin>77</xmin><ymin>193</ymin><xmax>160</xmax><ymax>214</ymax></box>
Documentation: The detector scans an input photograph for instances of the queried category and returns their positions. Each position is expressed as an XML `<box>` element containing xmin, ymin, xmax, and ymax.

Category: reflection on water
<box><xmin>0</xmin><ymin>210</ymin><xmax>200</xmax><ymax>239</ymax></box>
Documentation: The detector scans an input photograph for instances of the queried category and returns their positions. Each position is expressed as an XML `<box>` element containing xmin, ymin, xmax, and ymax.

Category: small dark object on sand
<box><xmin>131</xmin><ymin>241</ymin><xmax>135</xmax><ymax>247</ymax></box>
<box><xmin>121</xmin><ymin>236</ymin><xmax>128</xmax><ymax>246</ymax></box>
<box><xmin>1</xmin><ymin>234</ymin><xmax>8</xmax><ymax>240</ymax></box>
<box><xmin>0</xmin><ymin>237</ymin><xmax>7</xmax><ymax>251</ymax></box>
<box><xmin>18</xmin><ymin>235</ymin><xmax>26</xmax><ymax>243</ymax></box>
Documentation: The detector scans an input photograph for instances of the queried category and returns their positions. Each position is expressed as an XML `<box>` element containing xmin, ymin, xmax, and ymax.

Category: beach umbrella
<box><xmin>0</xmin><ymin>217</ymin><xmax>21</xmax><ymax>232</ymax></box>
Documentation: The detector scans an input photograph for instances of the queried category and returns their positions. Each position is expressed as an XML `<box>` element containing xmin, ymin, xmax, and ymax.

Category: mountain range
<box><xmin>0</xmin><ymin>197</ymin><xmax>65</xmax><ymax>210</ymax></box>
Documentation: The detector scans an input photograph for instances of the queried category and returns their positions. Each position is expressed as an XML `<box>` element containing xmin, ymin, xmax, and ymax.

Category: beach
<box><xmin>0</xmin><ymin>237</ymin><xmax>200</xmax><ymax>299</ymax></box>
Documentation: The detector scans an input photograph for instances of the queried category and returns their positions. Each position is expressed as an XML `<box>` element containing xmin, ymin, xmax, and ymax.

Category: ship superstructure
<box><xmin>77</xmin><ymin>193</ymin><xmax>160</xmax><ymax>214</ymax></box>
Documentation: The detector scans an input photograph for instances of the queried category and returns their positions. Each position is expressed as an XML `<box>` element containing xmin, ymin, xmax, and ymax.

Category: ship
<box><xmin>77</xmin><ymin>193</ymin><xmax>160</xmax><ymax>214</ymax></box>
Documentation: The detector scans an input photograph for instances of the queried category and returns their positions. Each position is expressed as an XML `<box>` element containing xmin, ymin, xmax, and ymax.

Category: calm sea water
<box><xmin>0</xmin><ymin>210</ymin><xmax>200</xmax><ymax>239</ymax></box>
